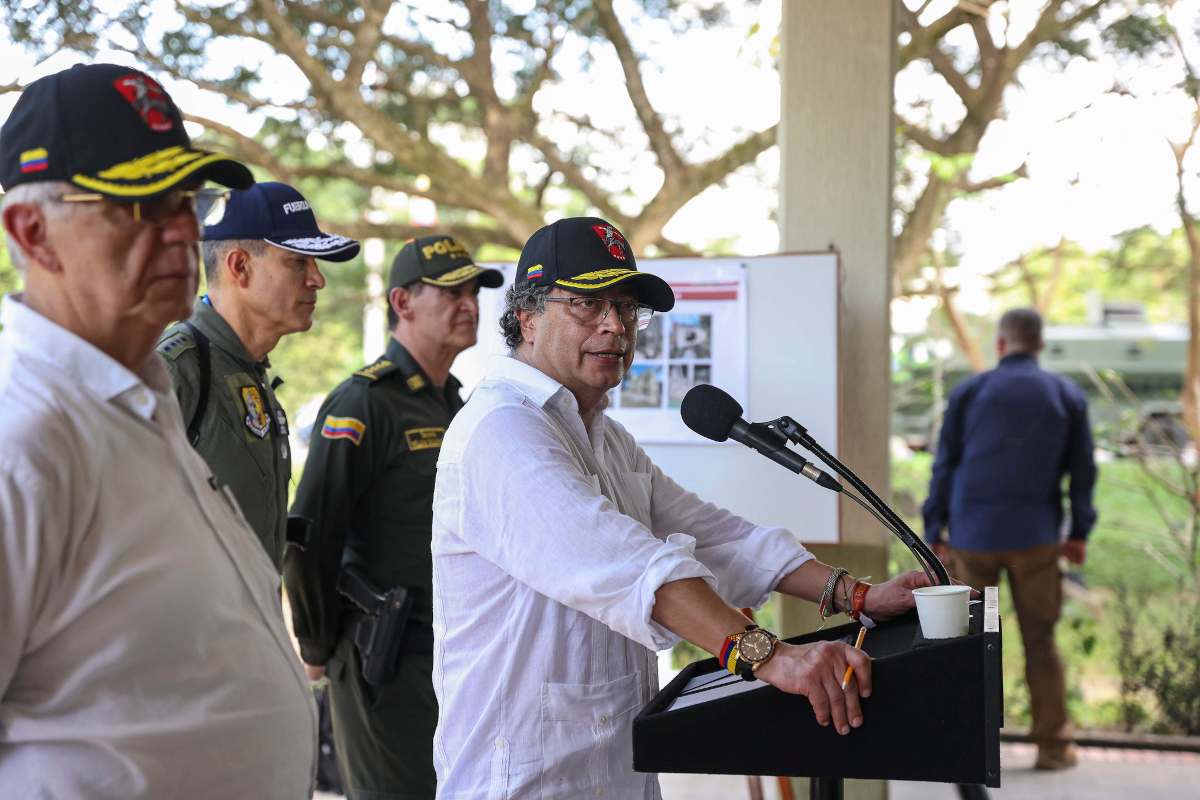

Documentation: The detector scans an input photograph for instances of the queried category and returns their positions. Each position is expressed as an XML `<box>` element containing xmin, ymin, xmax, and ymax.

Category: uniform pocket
<box><xmin>540</xmin><ymin>672</ymin><xmax>644</xmax><ymax>799</ymax></box>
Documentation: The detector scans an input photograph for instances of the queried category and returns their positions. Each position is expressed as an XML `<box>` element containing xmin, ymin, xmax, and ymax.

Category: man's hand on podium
<box><xmin>755</xmin><ymin>640</ymin><xmax>872</xmax><ymax>736</ymax></box>
<box><xmin>863</xmin><ymin>570</ymin><xmax>981</xmax><ymax>622</ymax></box>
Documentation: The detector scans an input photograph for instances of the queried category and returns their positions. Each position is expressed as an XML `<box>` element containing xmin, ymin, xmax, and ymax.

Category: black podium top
<box><xmin>633</xmin><ymin>587</ymin><xmax>1002</xmax><ymax>787</ymax></box>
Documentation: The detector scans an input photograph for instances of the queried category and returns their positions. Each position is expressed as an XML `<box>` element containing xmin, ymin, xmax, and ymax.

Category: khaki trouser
<box><xmin>948</xmin><ymin>542</ymin><xmax>1073</xmax><ymax>752</ymax></box>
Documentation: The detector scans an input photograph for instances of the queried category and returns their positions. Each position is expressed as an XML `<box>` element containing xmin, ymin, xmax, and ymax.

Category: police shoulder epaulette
<box><xmin>353</xmin><ymin>359</ymin><xmax>400</xmax><ymax>382</ymax></box>
<box><xmin>156</xmin><ymin>329</ymin><xmax>196</xmax><ymax>362</ymax></box>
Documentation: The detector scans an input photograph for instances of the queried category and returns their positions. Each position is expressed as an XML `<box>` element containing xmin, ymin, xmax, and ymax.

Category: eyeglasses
<box><xmin>59</xmin><ymin>187</ymin><xmax>230</xmax><ymax>227</ymax></box>
<box><xmin>546</xmin><ymin>296</ymin><xmax>655</xmax><ymax>330</ymax></box>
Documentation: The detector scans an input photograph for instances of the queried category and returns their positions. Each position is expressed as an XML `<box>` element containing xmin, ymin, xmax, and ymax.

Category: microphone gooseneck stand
<box><xmin>767</xmin><ymin>416</ymin><xmax>951</xmax><ymax>587</ymax></box>
<box><xmin>766</xmin><ymin>418</ymin><xmax>969</xmax><ymax>800</ymax></box>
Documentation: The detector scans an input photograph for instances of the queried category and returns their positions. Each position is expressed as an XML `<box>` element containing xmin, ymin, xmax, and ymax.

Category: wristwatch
<box><xmin>735</xmin><ymin>626</ymin><xmax>779</xmax><ymax>677</ymax></box>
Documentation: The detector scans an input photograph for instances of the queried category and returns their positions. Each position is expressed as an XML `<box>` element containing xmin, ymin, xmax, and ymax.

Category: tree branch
<box><xmin>183</xmin><ymin>113</ymin><xmax>295</xmax><ymax>180</ymax></box>
<box><xmin>957</xmin><ymin>160</ymin><xmax>1028</xmax><ymax>193</ymax></box>
<box><xmin>926</xmin><ymin>43</ymin><xmax>976</xmax><ymax>107</ymax></box>
<box><xmin>899</xmin><ymin>120</ymin><xmax>954</xmax><ymax>156</ymax></box>
<box><xmin>324</xmin><ymin>221</ymin><xmax>522</xmax><ymax>251</ymax></box>
<box><xmin>591</xmin><ymin>0</ymin><xmax>681</xmax><ymax>173</ymax></box>
<box><xmin>899</xmin><ymin>0</ymin><xmax>1001</xmax><ymax>68</ymax></box>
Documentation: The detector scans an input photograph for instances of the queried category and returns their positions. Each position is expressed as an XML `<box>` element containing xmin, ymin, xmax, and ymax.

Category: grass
<box><xmin>893</xmin><ymin>451</ymin><xmax>1195</xmax><ymax>730</ymax></box>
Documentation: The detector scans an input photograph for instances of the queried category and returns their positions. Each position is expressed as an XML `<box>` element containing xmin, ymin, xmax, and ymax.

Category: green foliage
<box><xmin>1103</xmin><ymin>12</ymin><xmax>1176</xmax><ymax>59</ymax></box>
<box><xmin>991</xmin><ymin>226</ymin><xmax>1190</xmax><ymax>324</ymax></box>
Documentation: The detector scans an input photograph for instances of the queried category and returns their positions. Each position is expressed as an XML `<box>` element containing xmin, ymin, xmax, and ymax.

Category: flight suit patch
<box><xmin>276</xmin><ymin>407</ymin><xmax>289</xmax><ymax>436</ymax></box>
<box><xmin>405</xmin><ymin>427</ymin><xmax>445</xmax><ymax>451</ymax></box>
<box><xmin>242</xmin><ymin>386</ymin><xmax>270</xmax><ymax>438</ymax></box>
<box><xmin>156</xmin><ymin>330</ymin><xmax>195</xmax><ymax>361</ymax></box>
<box><xmin>322</xmin><ymin>416</ymin><xmax>365</xmax><ymax>445</ymax></box>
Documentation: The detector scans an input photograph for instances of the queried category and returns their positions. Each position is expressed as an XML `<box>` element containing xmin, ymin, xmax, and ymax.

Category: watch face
<box><xmin>739</xmin><ymin>630</ymin><xmax>774</xmax><ymax>663</ymax></box>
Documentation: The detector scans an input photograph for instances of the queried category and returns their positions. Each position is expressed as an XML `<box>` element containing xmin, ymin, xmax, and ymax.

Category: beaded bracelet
<box><xmin>818</xmin><ymin>567</ymin><xmax>849</xmax><ymax>621</ymax></box>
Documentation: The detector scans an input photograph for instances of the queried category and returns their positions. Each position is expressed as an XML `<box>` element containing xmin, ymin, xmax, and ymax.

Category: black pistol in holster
<box><xmin>336</xmin><ymin>565</ymin><xmax>413</xmax><ymax>686</ymax></box>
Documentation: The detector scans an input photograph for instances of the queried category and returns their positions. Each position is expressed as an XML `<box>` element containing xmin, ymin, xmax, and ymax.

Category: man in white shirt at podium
<box><xmin>431</xmin><ymin>217</ymin><xmax>932</xmax><ymax>799</ymax></box>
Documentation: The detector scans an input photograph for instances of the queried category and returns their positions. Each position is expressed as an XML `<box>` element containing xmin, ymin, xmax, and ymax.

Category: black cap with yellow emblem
<box><xmin>515</xmin><ymin>216</ymin><xmax>675</xmax><ymax>312</ymax></box>
<box><xmin>388</xmin><ymin>234</ymin><xmax>504</xmax><ymax>292</ymax></box>
<box><xmin>0</xmin><ymin>64</ymin><xmax>253</xmax><ymax>198</ymax></box>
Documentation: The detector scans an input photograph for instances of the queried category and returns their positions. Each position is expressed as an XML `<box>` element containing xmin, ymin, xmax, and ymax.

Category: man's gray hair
<box><xmin>500</xmin><ymin>282</ymin><xmax>552</xmax><ymax>350</ymax></box>
<box><xmin>201</xmin><ymin>238</ymin><xmax>268</xmax><ymax>285</ymax></box>
<box><xmin>1</xmin><ymin>181</ymin><xmax>74</xmax><ymax>273</ymax></box>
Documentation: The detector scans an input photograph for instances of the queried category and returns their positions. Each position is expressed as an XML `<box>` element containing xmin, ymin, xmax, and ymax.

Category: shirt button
<box><xmin>595</xmin><ymin>790</ymin><xmax>603</xmax><ymax>796</ymax></box>
<box><xmin>495</xmin><ymin>740</ymin><xmax>503</xmax><ymax>748</ymax></box>
<box><xmin>135</xmin><ymin>390</ymin><xmax>148</xmax><ymax>405</ymax></box>
<box><xmin>599</xmin><ymin>715</ymin><xmax>607</xmax><ymax>723</ymax></box>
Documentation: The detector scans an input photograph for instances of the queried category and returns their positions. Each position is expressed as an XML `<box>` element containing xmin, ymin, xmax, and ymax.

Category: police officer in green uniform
<box><xmin>157</xmin><ymin>181</ymin><xmax>360</xmax><ymax>569</ymax></box>
<box><xmin>283</xmin><ymin>235</ymin><xmax>503</xmax><ymax>799</ymax></box>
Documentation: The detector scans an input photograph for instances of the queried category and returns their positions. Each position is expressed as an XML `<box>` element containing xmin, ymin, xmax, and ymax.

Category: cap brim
<box><xmin>70</xmin><ymin>146</ymin><xmax>254</xmax><ymax>199</ymax></box>
<box><xmin>421</xmin><ymin>264</ymin><xmax>505</xmax><ymax>289</ymax></box>
<box><xmin>265</xmin><ymin>232</ymin><xmax>362</xmax><ymax>262</ymax></box>
<box><xmin>554</xmin><ymin>269</ymin><xmax>675</xmax><ymax>312</ymax></box>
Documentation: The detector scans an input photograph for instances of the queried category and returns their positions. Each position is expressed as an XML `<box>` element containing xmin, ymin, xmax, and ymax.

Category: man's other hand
<box><xmin>1062</xmin><ymin>539</ymin><xmax>1087</xmax><ymax>566</ymax></box>
<box><xmin>755</xmin><ymin>641</ymin><xmax>871</xmax><ymax>735</ymax></box>
<box><xmin>863</xmin><ymin>570</ymin><xmax>981</xmax><ymax>622</ymax></box>
<box><xmin>304</xmin><ymin>663</ymin><xmax>325</xmax><ymax>682</ymax></box>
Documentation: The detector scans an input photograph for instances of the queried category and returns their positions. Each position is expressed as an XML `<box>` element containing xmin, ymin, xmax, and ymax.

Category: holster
<box><xmin>336</xmin><ymin>565</ymin><xmax>413</xmax><ymax>686</ymax></box>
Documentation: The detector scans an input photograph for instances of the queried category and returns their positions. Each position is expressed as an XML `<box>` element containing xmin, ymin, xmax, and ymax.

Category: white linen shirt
<box><xmin>431</xmin><ymin>355</ymin><xmax>812</xmax><ymax>800</ymax></box>
<box><xmin>0</xmin><ymin>295</ymin><xmax>316</xmax><ymax>799</ymax></box>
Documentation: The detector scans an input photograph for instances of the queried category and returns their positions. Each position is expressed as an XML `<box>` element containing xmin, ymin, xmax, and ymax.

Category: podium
<box><xmin>633</xmin><ymin>587</ymin><xmax>1002</xmax><ymax>792</ymax></box>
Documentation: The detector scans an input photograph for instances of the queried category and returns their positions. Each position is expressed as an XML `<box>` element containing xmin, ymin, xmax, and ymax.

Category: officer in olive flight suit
<box><xmin>158</xmin><ymin>182</ymin><xmax>360</xmax><ymax>569</ymax></box>
<box><xmin>283</xmin><ymin>236</ymin><xmax>503</xmax><ymax>800</ymax></box>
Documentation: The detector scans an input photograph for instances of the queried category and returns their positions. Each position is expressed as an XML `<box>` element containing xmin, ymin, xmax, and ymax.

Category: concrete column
<box><xmin>777</xmin><ymin>4</ymin><xmax>895</xmax><ymax>799</ymax></box>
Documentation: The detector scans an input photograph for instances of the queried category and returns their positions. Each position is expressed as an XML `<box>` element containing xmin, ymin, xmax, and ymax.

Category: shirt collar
<box><xmin>385</xmin><ymin>337</ymin><xmax>452</xmax><ymax>393</ymax></box>
<box><xmin>0</xmin><ymin>293</ymin><xmax>162</xmax><ymax>420</ymax></box>
<box><xmin>191</xmin><ymin>296</ymin><xmax>269</xmax><ymax>370</ymax></box>
<box><xmin>999</xmin><ymin>352</ymin><xmax>1038</xmax><ymax>368</ymax></box>
<box><xmin>484</xmin><ymin>354</ymin><xmax>567</xmax><ymax>408</ymax></box>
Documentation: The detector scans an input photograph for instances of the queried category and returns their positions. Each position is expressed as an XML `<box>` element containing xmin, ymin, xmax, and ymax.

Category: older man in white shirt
<box><xmin>432</xmin><ymin>217</ymin><xmax>931</xmax><ymax>800</ymax></box>
<box><xmin>0</xmin><ymin>64</ymin><xmax>315</xmax><ymax>798</ymax></box>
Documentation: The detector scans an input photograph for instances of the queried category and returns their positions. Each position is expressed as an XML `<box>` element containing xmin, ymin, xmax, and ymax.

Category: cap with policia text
<box><xmin>203</xmin><ymin>182</ymin><xmax>361</xmax><ymax>262</ymax></box>
<box><xmin>388</xmin><ymin>235</ymin><xmax>504</xmax><ymax>291</ymax></box>
<box><xmin>515</xmin><ymin>216</ymin><xmax>674</xmax><ymax>312</ymax></box>
<box><xmin>0</xmin><ymin>64</ymin><xmax>252</xmax><ymax>198</ymax></box>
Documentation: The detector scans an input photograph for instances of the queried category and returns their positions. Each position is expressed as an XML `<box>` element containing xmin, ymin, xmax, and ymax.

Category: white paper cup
<box><xmin>912</xmin><ymin>585</ymin><xmax>972</xmax><ymax>639</ymax></box>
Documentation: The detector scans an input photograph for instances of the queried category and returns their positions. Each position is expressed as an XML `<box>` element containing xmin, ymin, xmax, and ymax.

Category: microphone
<box><xmin>681</xmin><ymin>385</ymin><xmax>842</xmax><ymax>493</ymax></box>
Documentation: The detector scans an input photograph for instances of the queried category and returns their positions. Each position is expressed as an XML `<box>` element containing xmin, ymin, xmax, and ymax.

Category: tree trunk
<box><xmin>1181</xmin><ymin>207</ymin><xmax>1200</xmax><ymax>435</ymax></box>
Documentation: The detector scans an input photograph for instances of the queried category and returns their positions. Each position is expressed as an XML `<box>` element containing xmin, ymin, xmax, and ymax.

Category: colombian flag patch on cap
<box><xmin>20</xmin><ymin>148</ymin><xmax>49</xmax><ymax>173</ymax></box>
<box><xmin>322</xmin><ymin>415</ymin><xmax>365</xmax><ymax>445</ymax></box>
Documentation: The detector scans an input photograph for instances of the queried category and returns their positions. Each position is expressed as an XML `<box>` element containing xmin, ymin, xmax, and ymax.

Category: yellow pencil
<box><xmin>841</xmin><ymin>626</ymin><xmax>868</xmax><ymax>690</ymax></box>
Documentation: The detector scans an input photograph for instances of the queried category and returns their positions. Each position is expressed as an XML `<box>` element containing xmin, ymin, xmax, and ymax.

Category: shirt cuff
<box><xmin>722</xmin><ymin>526</ymin><xmax>815</xmax><ymax>610</ymax></box>
<box><xmin>631</xmin><ymin>533</ymin><xmax>718</xmax><ymax>652</ymax></box>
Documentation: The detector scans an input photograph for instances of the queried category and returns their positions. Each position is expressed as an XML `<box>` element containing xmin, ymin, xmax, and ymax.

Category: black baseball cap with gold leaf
<box><xmin>515</xmin><ymin>216</ymin><xmax>675</xmax><ymax>312</ymax></box>
<box><xmin>388</xmin><ymin>234</ymin><xmax>504</xmax><ymax>292</ymax></box>
<box><xmin>0</xmin><ymin>64</ymin><xmax>252</xmax><ymax>198</ymax></box>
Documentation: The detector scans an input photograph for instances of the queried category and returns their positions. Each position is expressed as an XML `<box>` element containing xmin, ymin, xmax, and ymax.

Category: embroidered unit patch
<box><xmin>113</xmin><ymin>74</ymin><xmax>175</xmax><ymax>132</ymax></box>
<box><xmin>242</xmin><ymin>386</ymin><xmax>270</xmax><ymax>438</ymax></box>
<box><xmin>591</xmin><ymin>224</ymin><xmax>628</xmax><ymax>260</ymax></box>
<box><xmin>405</xmin><ymin>427</ymin><xmax>445</xmax><ymax>451</ymax></box>
<box><xmin>322</xmin><ymin>416</ymin><xmax>365</xmax><ymax>445</ymax></box>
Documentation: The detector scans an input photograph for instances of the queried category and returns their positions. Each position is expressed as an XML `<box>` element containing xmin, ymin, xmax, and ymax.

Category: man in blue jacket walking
<box><xmin>924</xmin><ymin>307</ymin><xmax>1097</xmax><ymax>770</ymax></box>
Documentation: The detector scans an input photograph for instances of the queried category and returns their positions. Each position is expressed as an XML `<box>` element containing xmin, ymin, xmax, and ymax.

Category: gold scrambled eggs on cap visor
<box><xmin>554</xmin><ymin>268</ymin><xmax>675</xmax><ymax>312</ymax></box>
<box><xmin>70</xmin><ymin>145</ymin><xmax>254</xmax><ymax>199</ymax></box>
<box><xmin>421</xmin><ymin>263</ymin><xmax>505</xmax><ymax>289</ymax></box>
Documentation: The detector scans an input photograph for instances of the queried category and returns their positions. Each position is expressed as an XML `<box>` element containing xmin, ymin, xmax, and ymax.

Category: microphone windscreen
<box><xmin>680</xmin><ymin>384</ymin><xmax>743</xmax><ymax>442</ymax></box>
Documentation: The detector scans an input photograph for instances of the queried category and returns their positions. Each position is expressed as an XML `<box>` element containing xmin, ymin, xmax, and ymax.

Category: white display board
<box><xmin>452</xmin><ymin>252</ymin><xmax>840</xmax><ymax>545</ymax></box>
